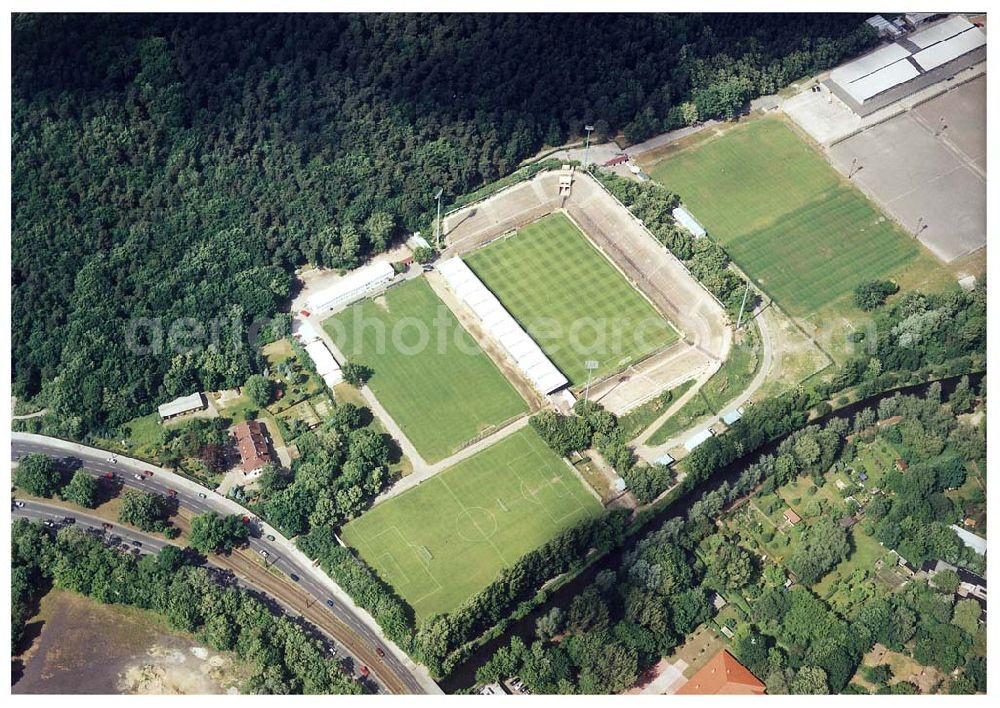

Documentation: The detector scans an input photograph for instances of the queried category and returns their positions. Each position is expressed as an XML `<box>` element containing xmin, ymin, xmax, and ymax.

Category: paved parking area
<box><xmin>828</xmin><ymin>76</ymin><xmax>985</xmax><ymax>263</ymax></box>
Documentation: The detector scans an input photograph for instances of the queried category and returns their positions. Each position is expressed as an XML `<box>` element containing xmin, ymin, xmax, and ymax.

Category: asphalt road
<box><xmin>11</xmin><ymin>436</ymin><xmax>429</xmax><ymax>694</ymax></box>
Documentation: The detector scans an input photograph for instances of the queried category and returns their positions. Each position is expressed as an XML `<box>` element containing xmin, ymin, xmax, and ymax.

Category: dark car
<box><xmin>289</xmin><ymin>573</ymin><xmax>300</xmax><ymax>582</ymax></box>
<box><xmin>63</xmin><ymin>516</ymin><xmax>75</xmax><ymax>524</ymax></box>
<box><xmin>131</xmin><ymin>539</ymin><xmax>142</xmax><ymax>547</ymax></box>
<box><xmin>325</xmin><ymin>599</ymin><xmax>335</xmax><ymax>608</ymax></box>
<box><xmin>375</xmin><ymin>647</ymin><xmax>385</xmax><ymax>658</ymax></box>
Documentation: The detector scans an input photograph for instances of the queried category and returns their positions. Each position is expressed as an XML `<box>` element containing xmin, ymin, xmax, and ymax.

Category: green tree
<box><xmin>342</xmin><ymin>362</ymin><xmax>373</xmax><ymax>387</ymax></box>
<box><xmin>13</xmin><ymin>453</ymin><xmax>62</xmax><ymax>497</ymax></box>
<box><xmin>853</xmin><ymin>280</ymin><xmax>898</xmax><ymax>311</ymax></box>
<box><xmin>244</xmin><ymin>374</ymin><xmax>273</xmax><ymax>407</ymax></box>
<box><xmin>790</xmin><ymin>666</ymin><xmax>829</xmax><ymax>694</ymax></box>
<box><xmin>189</xmin><ymin>512</ymin><xmax>249</xmax><ymax>554</ymax></box>
<box><xmin>118</xmin><ymin>489</ymin><xmax>172</xmax><ymax>532</ymax></box>
<box><xmin>60</xmin><ymin>470</ymin><xmax>100</xmax><ymax>508</ymax></box>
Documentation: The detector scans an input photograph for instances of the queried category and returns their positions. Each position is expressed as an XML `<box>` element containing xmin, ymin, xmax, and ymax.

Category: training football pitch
<box><xmin>464</xmin><ymin>212</ymin><xmax>678</xmax><ymax>384</ymax></box>
<box><xmin>648</xmin><ymin>119</ymin><xmax>936</xmax><ymax>316</ymax></box>
<box><xmin>323</xmin><ymin>278</ymin><xmax>527</xmax><ymax>463</ymax></box>
<box><xmin>341</xmin><ymin>426</ymin><xmax>601</xmax><ymax>620</ymax></box>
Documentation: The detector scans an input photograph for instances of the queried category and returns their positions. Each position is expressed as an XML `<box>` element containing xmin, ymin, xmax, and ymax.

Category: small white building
<box><xmin>304</xmin><ymin>340</ymin><xmax>344</xmax><ymax>389</ymax></box>
<box><xmin>672</xmin><ymin>206</ymin><xmax>707</xmax><ymax>238</ymax></box>
<box><xmin>866</xmin><ymin>15</ymin><xmax>903</xmax><ymax>39</ymax></box>
<box><xmin>158</xmin><ymin>392</ymin><xmax>206</xmax><ymax>421</ymax></box>
<box><xmin>407</xmin><ymin>233</ymin><xmax>431</xmax><ymax>251</ymax></box>
<box><xmin>306</xmin><ymin>261</ymin><xmax>395</xmax><ymax>314</ymax></box>
<box><xmin>684</xmin><ymin>428</ymin><xmax>714</xmax><ymax>452</ymax></box>
<box><xmin>950</xmin><ymin>524</ymin><xmax>987</xmax><ymax>556</ymax></box>
<box><xmin>293</xmin><ymin>318</ymin><xmax>322</xmax><ymax>344</ymax></box>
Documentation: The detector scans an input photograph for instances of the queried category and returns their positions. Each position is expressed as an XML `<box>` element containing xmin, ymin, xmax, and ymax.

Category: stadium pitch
<box><xmin>648</xmin><ymin>119</ymin><xmax>941</xmax><ymax>316</ymax></box>
<box><xmin>464</xmin><ymin>212</ymin><xmax>678</xmax><ymax>384</ymax></box>
<box><xmin>340</xmin><ymin>426</ymin><xmax>601</xmax><ymax>620</ymax></box>
<box><xmin>323</xmin><ymin>278</ymin><xmax>527</xmax><ymax>463</ymax></box>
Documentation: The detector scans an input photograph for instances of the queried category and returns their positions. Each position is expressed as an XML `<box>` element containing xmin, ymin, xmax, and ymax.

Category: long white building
<box><xmin>306</xmin><ymin>261</ymin><xmax>395</xmax><ymax>314</ymax></box>
<box><xmin>304</xmin><ymin>339</ymin><xmax>344</xmax><ymax>389</ymax></box>
<box><xmin>437</xmin><ymin>258</ymin><xmax>569</xmax><ymax>395</ymax></box>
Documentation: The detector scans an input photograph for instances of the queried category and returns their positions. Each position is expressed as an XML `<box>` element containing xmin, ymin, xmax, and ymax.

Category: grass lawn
<box><xmin>648</xmin><ymin>119</ymin><xmax>941</xmax><ymax>316</ymax></box>
<box><xmin>340</xmin><ymin>426</ymin><xmax>601</xmax><ymax>620</ymax></box>
<box><xmin>464</xmin><ymin>212</ymin><xmax>678</xmax><ymax>384</ymax></box>
<box><xmin>324</xmin><ymin>278</ymin><xmax>527</xmax><ymax>463</ymax></box>
<box><xmin>618</xmin><ymin>379</ymin><xmax>696</xmax><ymax>440</ymax></box>
<box><xmin>646</xmin><ymin>331</ymin><xmax>759</xmax><ymax>446</ymax></box>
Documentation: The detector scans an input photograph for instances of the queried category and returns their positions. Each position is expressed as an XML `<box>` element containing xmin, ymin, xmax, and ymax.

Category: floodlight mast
<box><xmin>584</xmin><ymin>359</ymin><xmax>599</xmax><ymax>402</ymax></box>
<box><xmin>583</xmin><ymin>124</ymin><xmax>595</xmax><ymax>170</ymax></box>
<box><xmin>434</xmin><ymin>188</ymin><xmax>444</xmax><ymax>249</ymax></box>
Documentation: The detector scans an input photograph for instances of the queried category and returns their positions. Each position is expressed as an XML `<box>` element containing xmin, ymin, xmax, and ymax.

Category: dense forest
<box><xmin>13</xmin><ymin>13</ymin><xmax>876</xmax><ymax>437</ymax></box>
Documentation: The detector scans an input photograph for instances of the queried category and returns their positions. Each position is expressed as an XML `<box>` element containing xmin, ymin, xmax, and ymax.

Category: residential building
<box><xmin>233</xmin><ymin>420</ymin><xmax>273</xmax><ymax>477</ymax></box>
<box><xmin>676</xmin><ymin>649</ymin><xmax>766</xmax><ymax>695</ymax></box>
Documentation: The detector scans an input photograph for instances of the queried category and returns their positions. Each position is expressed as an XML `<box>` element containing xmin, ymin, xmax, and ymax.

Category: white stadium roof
<box><xmin>913</xmin><ymin>27</ymin><xmax>987</xmax><ymax>71</ymax></box>
<box><xmin>307</xmin><ymin>260</ymin><xmax>395</xmax><ymax>313</ymax></box>
<box><xmin>672</xmin><ymin>206</ymin><xmax>707</xmax><ymax>238</ymax></box>
<box><xmin>830</xmin><ymin>43</ymin><xmax>909</xmax><ymax>86</ymax></box>
<box><xmin>842</xmin><ymin>61</ymin><xmax>920</xmax><ymax>103</ymax></box>
<box><xmin>437</xmin><ymin>258</ymin><xmax>569</xmax><ymax>395</ymax></box>
<box><xmin>158</xmin><ymin>392</ymin><xmax>204</xmax><ymax>419</ymax></box>
<box><xmin>304</xmin><ymin>340</ymin><xmax>343</xmax><ymax>387</ymax></box>
<box><xmin>684</xmin><ymin>428</ymin><xmax>714</xmax><ymax>452</ymax></box>
<box><xmin>829</xmin><ymin>15</ymin><xmax>986</xmax><ymax>108</ymax></box>
<box><xmin>909</xmin><ymin>15</ymin><xmax>973</xmax><ymax>48</ymax></box>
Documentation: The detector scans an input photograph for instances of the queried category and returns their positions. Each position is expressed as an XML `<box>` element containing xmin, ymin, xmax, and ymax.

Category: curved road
<box><xmin>11</xmin><ymin>499</ymin><xmax>392</xmax><ymax>692</ymax></box>
<box><xmin>11</xmin><ymin>434</ymin><xmax>437</xmax><ymax>695</ymax></box>
<box><xmin>634</xmin><ymin>302</ymin><xmax>775</xmax><ymax>462</ymax></box>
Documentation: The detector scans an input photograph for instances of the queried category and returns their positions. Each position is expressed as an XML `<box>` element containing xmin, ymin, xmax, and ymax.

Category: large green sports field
<box><xmin>648</xmin><ymin>119</ymin><xmax>932</xmax><ymax>316</ymax></box>
<box><xmin>323</xmin><ymin>278</ymin><xmax>527</xmax><ymax>463</ymax></box>
<box><xmin>464</xmin><ymin>212</ymin><xmax>678</xmax><ymax>384</ymax></box>
<box><xmin>341</xmin><ymin>426</ymin><xmax>601</xmax><ymax>620</ymax></box>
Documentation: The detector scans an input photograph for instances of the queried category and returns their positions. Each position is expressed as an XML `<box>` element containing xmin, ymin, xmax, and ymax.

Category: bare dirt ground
<box><xmin>587</xmin><ymin>341</ymin><xmax>712</xmax><ymax>415</ymax></box>
<box><xmin>14</xmin><ymin>589</ymin><xmax>247</xmax><ymax>695</ymax></box>
<box><xmin>755</xmin><ymin>303</ymin><xmax>833</xmax><ymax>398</ymax></box>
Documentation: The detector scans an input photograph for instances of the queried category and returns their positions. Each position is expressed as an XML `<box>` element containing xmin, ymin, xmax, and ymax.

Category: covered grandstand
<box><xmin>306</xmin><ymin>260</ymin><xmax>395</xmax><ymax>314</ymax></box>
<box><xmin>827</xmin><ymin>15</ymin><xmax>986</xmax><ymax>116</ymax></box>
<box><xmin>437</xmin><ymin>258</ymin><xmax>569</xmax><ymax>395</ymax></box>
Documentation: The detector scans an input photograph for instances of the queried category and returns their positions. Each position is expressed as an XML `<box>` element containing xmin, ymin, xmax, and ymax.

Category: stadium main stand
<box><xmin>437</xmin><ymin>257</ymin><xmax>569</xmax><ymax>395</ymax></box>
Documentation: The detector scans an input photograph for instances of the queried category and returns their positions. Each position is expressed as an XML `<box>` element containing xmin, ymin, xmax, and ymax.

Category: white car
<box><xmin>133</xmin><ymin>474</ymin><xmax>144</xmax><ymax>481</ymax></box>
<box><xmin>13</xmin><ymin>500</ymin><xmax>25</xmax><ymax>508</ymax></box>
<box><xmin>107</xmin><ymin>456</ymin><xmax>118</xmax><ymax>463</ymax></box>
<box><xmin>258</xmin><ymin>549</ymin><xmax>269</xmax><ymax>558</ymax></box>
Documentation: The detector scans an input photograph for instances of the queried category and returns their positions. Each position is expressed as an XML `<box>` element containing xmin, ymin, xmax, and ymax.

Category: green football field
<box><xmin>649</xmin><ymin>119</ymin><xmax>931</xmax><ymax>316</ymax></box>
<box><xmin>341</xmin><ymin>426</ymin><xmax>601</xmax><ymax>620</ymax></box>
<box><xmin>464</xmin><ymin>212</ymin><xmax>678</xmax><ymax>384</ymax></box>
<box><xmin>323</xmin><ymin>278</ymin><xmax>527</xmax><ymax>463</ymax></box>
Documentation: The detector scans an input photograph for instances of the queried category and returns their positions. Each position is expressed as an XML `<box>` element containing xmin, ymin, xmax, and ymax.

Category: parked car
<box><xmin>12</xmin><ymin>500</ymin><xmax>25</xmax><ymax>508</ymax></box>
<box><xmin>63</xmin><ymin>516</ymin><xmax>75</xmax><ymax>524</ymax></box>
<box><xmin>166</xmin><ymin>489</ymin><xmax>177</xmax><ymax>497</ymax></box>
<box><xmin>133</xmin><ymin>474</ymin><xmax>144</xmax><ymax>481</ymax></box>
<box><xmin>258</xmin><ymin>549</ymin><xmax>269</xmax><ymax>558</ymax></box>
<box><xmin>102</xmin><ymin>522</ymin><xmax>114</xmax><ymax>530</ymax></box>
<box><xmin>198</xmin><ymin>492</ymin><xmax>207</xmax><ymax>499</ymax></box>
<box><xmin>325</xmin><ymin>599</ymin><xmax>335</xmax><ymax>608</ymax></box>
<box><xmin>142</xmin><ymin>470</ymin><xmax>153</xmax><ymax>477</ymax></box>
<box><xmin>101</xmin><ymin>472</ymin><xmax>115</xmax><ymax>480</ymax></box>
<box><xmin>266</xmin><ymin>534</ymin><xmax>276</xmax><ymax>541</ymax></box>
<box><xmin>359</xmin><ymin>666</ymin><xmax>370</xmax><ymax>677</ymax></box>
<box><xmin>289</xmin><ymin>573</ymin><xmax>299</xmax><ymax>582</ymax></box>
<box><xmin>131</xmin><ymin>540</ymin><xmax>142</xmax><ymax>547</ymax></box>
<box><xmin>375</xmin><ymin>647</ymin><xmax>385</xmax><ymax>658</ymax></box>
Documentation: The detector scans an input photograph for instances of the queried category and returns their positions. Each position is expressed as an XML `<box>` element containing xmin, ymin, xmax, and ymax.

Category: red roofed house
<box><xmin>783</xmin><ymin>508</ymin><xmax>802</xmax><ymax>526</ymax></box>
<box><xmin>233</xmin><ymin>420</ymin><xmax>273</xmax><ymax>477</ymax></box>
<box><xmin>676</xmin><ymin>649</ymin><xmax>766</xmax><ymax>695</ymax></box>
